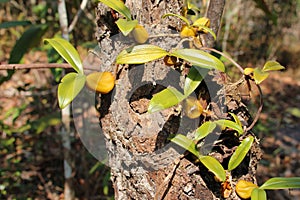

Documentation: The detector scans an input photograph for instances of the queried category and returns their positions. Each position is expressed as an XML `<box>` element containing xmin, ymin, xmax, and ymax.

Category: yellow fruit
<box><xmin>180</xmin><ymin>25</ymin><xmax>197</xmax><ymax>38</ymax></box>
<box><xmin>86</xmin><ymin>72</ymin><xmax>115</xmax><ymax>94</ymax></box>
<box><xmin>163</xmin><ymin>55</ymin><xmax>177</xmax><ymax>66</ymax></box>
<box><xmin>183</xmin><ymin>96</ymin><xmax>203</xmax><ymax>119</ymax></box>
<box><xmin>236</xmin><ymin>180</ymin><xmax>258</xmax><ymax>199</ymax></box>
<box><xmin>131</xmin><ymin>24</ymin><xmax>149</xmax><ymax>44</ymax></box>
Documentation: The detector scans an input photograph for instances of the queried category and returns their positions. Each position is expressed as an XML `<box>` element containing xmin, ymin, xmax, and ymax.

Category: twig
<box><xmin>245</xmin><ymin>83</ymin><xmax>263</xmax><ymax>132</ymax></box>
<box><xmin>68</xmin><ymin>0</ymin><xmax>89</xmax><ymax>33</ymax></box>
<box><xmin>200</xmin><ymin>46</ymin><xmax>244</xmax><ymax>74</ymax></box>
<box><xmin>0</xmin><ymin>63</ymin><xmax>98</xmax><ymax>71</ymax></box>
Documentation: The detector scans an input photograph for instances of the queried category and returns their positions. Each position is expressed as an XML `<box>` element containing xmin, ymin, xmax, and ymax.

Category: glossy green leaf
<box><xmin>228</xmin><ymin>136</ymin><xmax>254</xmax><ymax>171</ymax></box>
<box><xmin>251</xmin><ymin>188</ymin><xmax>267</xmax><ymax>200</ymax></box>
<box><xmin>0</xmin><ymin>20</ymin><xmax>31</xmax><ymax>29</ymax></box>
<box><xmin>170</xmin><ymin>134</ymin><xmax>199</xmax><ymax>157</ymax></box>
<box><xmin>99</xmin><ymin>0</ymin><xmax>131</xmax><ymax>20</ymax></box>
<box><xmin>262</xmin><ymin>60</ymin><xmax>285</xmax><ymax>72</ymax></box>
<box><xmin>148</xmin><ymin>87</ymin><xmax>184</xmax><ymax>113</ymax></box>
<box><xmin>259</xmin><ymin>177</ymin><xmax>300</xmax><ymax>190</ymax></box>
<box><xmin>184</xmin><ymin>66</ymin><xmax>207</xmax><ymax>96</ymax></box>
<box><xmin>162</xmin><ymin>13</ymin><xmax>190</xmax><ymax>26</ymax></box>
<box><xmin>44</xmin><ymin>38</ymin><xmax>83</xmax><ymax>74</ymax></box>
<box><xmin>253</xmin><ymin>67</ymin><xmax>269</xmax><ymax>84</ymax></box>
<box><xmin>58</xmin><ymin>72</ymin><xmax>86</xmax><ymax>109</ymax></box>
<box><xmin>9</xmin><ymin>24</ymin><xmax>48</xmax><ymax>64</ymax></box>
<box><xmin>229</xmin><ymin>112</ymin><xmax>242</xmax><ymax>127</ymax></box>
<box><xmin>287</xmin><ymin>107</ymin><xmax>300</xmax><ymax>118</ymax></box>
<box><xmin>116</xmin><ymin>19</ymin><xmax>138</xmax><ymax>36</ymax></box>
<box><xmin>116</xmin><ymin>45</ymin><xmax>168</xmax><ymax>64</ymax></box>
<box><xmin>171</xmin><ymin>49</ymin><xmax>225</xmax><ymax>72</ymax></box>
<box><xmin>194</xmin><ymin>121</ymin><xmax>216</xmax><ymax>141</ymax></box>
<box><xmin>199</xmin><ymin>156</ymin><xmax>226</xmax><ymax>182</ymax></box>
<box><xmin>215</xmin><ymin>119</ymin><xmax>244</xmax><ymax>135</ymax></box>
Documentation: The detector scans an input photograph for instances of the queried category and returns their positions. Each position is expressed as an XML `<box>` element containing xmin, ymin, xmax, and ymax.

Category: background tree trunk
<box><xmin>95</xmin><ymin>0</ymin><xmax>262</xmax><ymax>199</ymax></box>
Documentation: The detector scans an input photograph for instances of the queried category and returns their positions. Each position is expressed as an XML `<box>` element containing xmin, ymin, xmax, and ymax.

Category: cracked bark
<box><xmin>95</xmin><ymin>0</ymin><xmax>261</xmax><ymax>199</ymax></box>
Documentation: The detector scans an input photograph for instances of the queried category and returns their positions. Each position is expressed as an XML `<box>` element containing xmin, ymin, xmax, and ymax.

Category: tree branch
<box><xmin>204</xmin><ymin>0</ymin><xmax>226</xmax><ymax>48</ymax></box>
<box><xmin>0</xmin><ymin>63</ymin><xmax>71</xmax><ymax>70</ymax></box>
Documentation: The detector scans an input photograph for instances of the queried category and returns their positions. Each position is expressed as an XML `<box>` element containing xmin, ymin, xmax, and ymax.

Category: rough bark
<box><xmin>95</xmin><ymin>0</ymin><xmax>261</xmax><ymax>199</ymax></box>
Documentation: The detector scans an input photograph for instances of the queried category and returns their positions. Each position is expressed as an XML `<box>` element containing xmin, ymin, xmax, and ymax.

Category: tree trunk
<box><xmin>95</xmin><ymin>0</ymin><xmax>262</xmax><ymax>199</ymax></box>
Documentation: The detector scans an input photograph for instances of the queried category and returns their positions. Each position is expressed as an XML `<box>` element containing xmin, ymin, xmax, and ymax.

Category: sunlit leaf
<box><xmin>184</xmin><ymin>66</ymin><xmax>207</xmax><ymax>96</ymax></box>
<box><xmin>236</xmin><ymin>180</ymin><xmax>258</xmax><ymax>199</ymax></box>
<box><xmin>228</xmin><ymin>136</ymin><xmax>254</xmax><ymax>171</ymax></box>
<box><xmin>116</xmin><ymin>19</ymin><xmax>138</xmax><ymax>36</ymax></box>
<box><xmin>215</xmin><ymin>119</ymin><xmax>243</xmax><ymax>135</ymax></box>
<box><xmin>162</xmin><ymin>13</ymin><xmax>190</xmax><ymax>26</ymax></box>
<box><xmin>171</xmin><ymin>49</ymin><xmax>225</xmax><ymax>72</ymax></box>
<box><xmin>0</xmin><ymin>20</ymin><xmax>31</xmax><ymax>29</ymax></box>
<box><xmin>262</xmin><ymin>60</ymin><xmax>285</xmax><ymax>72</ymax></box>
<box><xmin>44</xmin><ymin>38</ymin><xmax>83</xmax><ymax>74</ymax></box>
<box><xmin>116</xmin><ymin>45</ymin><xmax>168</xmax><ymax>64</ymax></box>
<box><xmin>199</xmin><ymin>156</ymin><xmax>226</xmax><ymax>182</ymax></box>
<box><xmin>287</xmin><ymin>107</ymin><xmax>300</xmax><ymax>118</ymax></box>
<box><xmin>253</xmin><ymin>67</ymin><xmax>269</xmax><ymax>84</ymax></box>
<box><xmin>259</xmin><ymin>177</ymin><xmax>300</xmax><ymax>190</ymax></box>
<box><xmin>170</xmin><ymin>134</ymin><xmax>199</xmax><ymax>157</ymax></box>
<box><xmin>148</xmin><ymin>87</ymin><xmax>184</xmax><ymax>113</ymax></box>
<box><xmin>194</xmin><ymin>121</ymin><xmax>217</xmax><ymax>141</ymax></box>
<box><xmin>58</xmin><ymin>72</ymin><xmax>86</xmax><ymax>109</ymax></box>
<box><xmin>99</xmin><ymin>0</ymin><xmax>131</xmax><ymax>20</ymax></box>
<box><xmin>9</xmin><ymin>24</ymin><xmax>48</xmax><ymax>64</ymax></box>
<box><xmin>251</xmin><ymin>188</ymin><xmax>267</xmax><ymax>200</ymax></box>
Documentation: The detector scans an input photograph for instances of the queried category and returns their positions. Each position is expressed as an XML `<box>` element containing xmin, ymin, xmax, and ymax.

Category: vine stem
<box><xmin>245</xmin><ymin>82</ymin><xmax>263</xmax><ymax>132</ymax></box>
<box><xmin>200</xmin><ymin>46</ymin><xmax>244</xmax><ymax>74</ymax></box>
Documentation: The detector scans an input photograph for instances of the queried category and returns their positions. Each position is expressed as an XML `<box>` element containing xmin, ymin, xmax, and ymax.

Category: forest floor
<box><xmin>0</xmin><ymin>49</ymin><xmax>300</xmax><ymax>199</ymax></box>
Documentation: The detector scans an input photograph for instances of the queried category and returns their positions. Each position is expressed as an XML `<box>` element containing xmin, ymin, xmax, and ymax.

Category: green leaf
<box><xmin>99</xmin><ymin>0</ymin><xmax>131</xmax><ymax>20</ymax></box>
<box><xmin>194</xmin><ymin>121</ymin><xmax>216</xmax><ymax>141</ymax></box>
<box><xmin>228</xmin><ymin>136</ymin><xmax>254</xmax><ymax>171</ymax></box>
<box><xmin>9</xmin><ymin>24</ymin><xmax>48</xmax><ymax>64</ymax></box>
<box><xmin>259</xmin><ymin>177</ymin><xmax>300</xmax><ymax>190</ymax></box>
<box><xmin>287</xmin><ymin>107</ymin><xmax>300</xmax><ymax>118</ymax></box>
<box><xmin>162</xmin><ymin>13</ymin><xmax>190</xmax><ymax>27</ymax></box>
<box><xmin>0</xmin><ymin>20</ymin><xmax>31</xmax><ymax>29</ymax></box>
<box><xmin>262</xmin><ymin>61</ymin><xmax>285</xmax><ymax>72</ymax></box>
<box><xmin>251</xmin><ymin>188</ymin><xmax>267</xmax><ymax>200</ymax></box>
<box><xmin>0</xmin><ymin>0</ymin><xmax>9</xmax><ymax>3</ymax></box>
<box><xmin>171</xmin><ymin>49</ymin><xmax>225</xmax><ymax>72</ymax></box>
<box><xmin>253</xmin><ymin>67</ymin><xmax>269</xmax><ymax>84</ymax></box>
<box><xmin>116</xmin><ymin>19</ymin><xmax>138</xmax><ymax>36</ymax></box>
<box><xmin>116</xmin><ymin>45</ymin><xmax>168</xmax><ymax>64</ymax></box>
<box><xmin>58</xmin><ymin>72</ymin><xmax>86</xmax><ymax>109</ymax></box>
<box><xmin>184</xmin><ymin>66</ymin><xmax>207</xmax><ymax>96</ymax></box>
<box><xmin>199</xmin><ymin>156</ymin><xmax>226</xmax><ymax>182</ymax></box>
<box><xmin>148</xmin><ymin>87</ymin><xmax>184</xmax><ymax>113</ymax></box>
<box><xmin>215</xmin><ymin>119</ymin><xmax>244</xmax><ymax>135</ymax></box>
<box><xmin>229</xmin><ymin>112</ymin><xmax>242</xmax><ymax>127</ymax></box>
<box><xmin>170</xmin><ymin>134</ymin><xmax>199</xmax><ymax>157</ymax></box>
<box><xmin>44</xmin><ymin>38</ymin><xmax>83</xmax><ymax>74</ymax></box>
